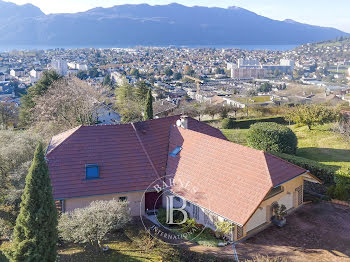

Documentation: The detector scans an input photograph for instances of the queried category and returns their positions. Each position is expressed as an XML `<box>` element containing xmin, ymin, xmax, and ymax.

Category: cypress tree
<box><xmin>144</xmin><ymin>88</ymin><xmax>153</xmax><ymax>120</ymax></box>
<box><xmin>7</xmin><ymin>143</ymin><xmax>58</xmax><ymax>262</ymax></box>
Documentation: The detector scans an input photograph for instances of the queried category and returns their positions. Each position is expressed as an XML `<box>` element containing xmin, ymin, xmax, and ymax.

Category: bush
<box><xmin>214</xmin><ymin>220</ymin><xmax>233</xmax><ymax>239</ymax></box>
<box><xmin>156</xmin><ymin>207</ymin><xmax>167</xmax><ymax>225</ymax></box>
<box><xmin>273</xmin><ymin>152</ymin><xmax>335</xmax><ymax>184</ymax></box>
<box><xmin>131</xmin><ymin>230</ymin><xmax>157</xmax><ymax>252</ymax></box>
<box><xmin>156</xmin><ymin>207</ymin><xmax>188</xmax><ymax>228</ymax></box>
<box><xmin>332</xmin><ymin>168</ymin><xmax>350</xmax><ymax>200</ymax></box>
<box><xmin>327</xmin><ymin>185</ymin><xmax>336</xmax><ymax>199</ymax></box>
<box><xmin>247</xmin><ymin>122</ymin><xmax>298</xmax><ymax>154</ymax></box>
<box><xmin>332</xmin><ymin>184</ymin><xmax>349</xmax><ymax>201</ymax></box>
<box><xmin>58</xmin><ymin>200</ymin><xmax>131</xmax><ymax>250</ymax></box>
<box><xmin>232</xmin><ymin>116</ymin><xmax>287</xmax><ymax>129</ymax></box>
<box><xmin>180</xmin><ymin>218</ymin><xmax>199</xmax><ymax>233</ymax></box>
<box><xmin>334</xmin><ymin>168</ymin><xmax>350</xmax><ymax>189</ymax></box>
<box><xmin>221</xmin><ymin>118</ymin><xmax>234</xmax><ymax>129</ymax></box>
<box><xmin>272</xmin><ymin>204</ymin><xmax>287</xmax><ymax>220</ymax></box>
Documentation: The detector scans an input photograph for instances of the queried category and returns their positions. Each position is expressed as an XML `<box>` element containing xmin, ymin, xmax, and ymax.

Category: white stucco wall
<box><xmin>64</xmin><ymin>191</ymin><xmax>145</xmax><ymax>216</ymax></box>
<box><xmin>245</xmin><ymin>206</ymin><xmax>267</xmax><ymax>233</ymax></box>
<box><xmin>279</xmin><ymin>193</ymin><xmax>294</xmax><ymax>210</ymax></box>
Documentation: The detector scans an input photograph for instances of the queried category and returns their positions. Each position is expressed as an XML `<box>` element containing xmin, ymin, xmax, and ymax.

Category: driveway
<box><xmin>187</xmin><ymin>202</ymin><xmax>350</xmax><ymax>261</ymax></box>
<box><xmin>236</xmin><ymin>202</ymin><xmax>350</xmax><ymax>261</ymax></box>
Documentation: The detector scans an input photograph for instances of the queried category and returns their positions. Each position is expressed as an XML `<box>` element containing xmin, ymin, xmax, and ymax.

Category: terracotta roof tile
<box><xmin>47</xmin><ymin>116</ymin><xmax>226</xmax><ymax>200</ymax></box>
<box><xmin>47</xmin><ymin>115</ymin><xmax>307</xmax><ymax>225</ymax></box>
<box><xmin>165</xmin><ymin>126</ymin><xmax>307</xmax><ymax>226</ymax></box>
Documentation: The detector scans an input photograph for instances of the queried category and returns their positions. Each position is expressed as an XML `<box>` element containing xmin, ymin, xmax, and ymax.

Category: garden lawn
<box><xmin>233</xmin><ymin>96</ymin><xmax>271</xmax><ymax>104</ymax></box>
<box><xmin>292</xmin><ymin>124</ymin><xmax>350</xmax><ymax>169</ymax></box>
<box><xmin>222</xmin><ymin>124</ymin><xmax>350</xmax><ymax>170</ymax></box>
<box><xmin>221</xmin><ymin>129</ymin><xmax>249</xmax><ymax>146</ymax></box>
<box><xmin>185</xmin><ymin>228</ymin><xmax>222</xmax><ymax>247</ymax></box>
<box><xmin>0</xmin><ymin>222</ymin><xmax>231</xmax><ymax>262</ymax></box>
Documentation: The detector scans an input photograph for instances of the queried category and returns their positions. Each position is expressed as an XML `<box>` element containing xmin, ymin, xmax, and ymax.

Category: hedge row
<box><xmin>273</xmin><ymin>152</ymin><xmax>336</xmax><ymax>185</ymax></box>
<box><xmin>224</xmin><ymin>116</ymin><xmax>288</xmax><ymax>129</ymax></box>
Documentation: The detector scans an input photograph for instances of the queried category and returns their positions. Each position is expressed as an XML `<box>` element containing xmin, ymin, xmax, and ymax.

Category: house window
<box><xmin>174</xmin><ymin>196</ymin><xmax>181</xmax><ymax>202</ymax></box>
<box><xmin>193</xmin><ymin>205</ymin><xmax>200</xmax><ymax>220</ymax></box>
<box><xmin>210</xmin><ymin>213</ymin><xmax>218</xmax><ymax>224</ymax></box>
<box><xmin>169</xmin><ymin>146</ymin><xmax>182</xmax><ymax>157</ymax></box>
<box><xmin>119</xmin><ymin>196</ymin><xmax>127</xmax><ymax>201</ymax></box>
<box><xmin>86</xmin><ymin>164</ymin><xmax>99</xmax><ymax>180</ymax></box>
<box><xmin>264</xmin><ymin>186</ymin><xmax>284</xmax><ymax>200</ymax></box>
<box><xmin>204</xmin><ymin>210</ymin><xmax>217</xmax><ymax>227</ymax></box>
<box><xmin>237</xmin><ymin>225</ymin><xmax>244</xmax><ymax>239</ymax></box>
<box><xmin>295</xmin><ymin>185</ymin><xmax>303</xmax><ymax>205</ymax></box>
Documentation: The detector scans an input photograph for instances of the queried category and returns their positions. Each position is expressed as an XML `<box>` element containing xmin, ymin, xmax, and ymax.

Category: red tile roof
<box><xmin>166</xmin><ymin>126</ymin><xmax>307</xmax><ymax>226</ymax></box>
<box><xmin>47</xmin><ymin>116</ymin><xmax>226</xmax><ymax>200</ymax></box>
<box><xmin>47</xmin><ymin>115</ymin><xmax>308</xmax><ymax>226</ymax></box>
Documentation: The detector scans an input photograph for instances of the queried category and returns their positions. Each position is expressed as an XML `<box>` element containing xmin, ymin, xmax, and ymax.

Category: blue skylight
<box><xmin>86</xmin><ymin>164</ymin><xmax>99</xmax><ymax>179</ymax></box>
<box><xmin>169</xmin><ymin>146</ymin><xmax>182</xmax><ymax>157</ymax></box>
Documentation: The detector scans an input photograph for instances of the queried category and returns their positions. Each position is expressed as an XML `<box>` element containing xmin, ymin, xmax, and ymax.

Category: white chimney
<box><xmin>176</xmin><ymin>115</ymin><xmax>188</xmax><ymax>129</ymax></box>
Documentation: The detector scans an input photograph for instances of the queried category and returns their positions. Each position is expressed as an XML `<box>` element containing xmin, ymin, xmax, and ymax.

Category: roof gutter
<box><xmin>54</xmin><ymin>188</ymin><xmax>158</xmax><ymax>201</ymax></box>
<box><xmin>272</xmin><ymin>171</ymin><xmax>309</xmax><ymax>188</ymax></box>
<box><xmin>272</xmin><ymin>170</ymin><xmax>322</xmax><ymax>188</ymax></box>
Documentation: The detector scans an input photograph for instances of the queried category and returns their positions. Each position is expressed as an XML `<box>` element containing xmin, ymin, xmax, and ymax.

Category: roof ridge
<box><xmin>261</xmin><ymin>151</ymin><xmax>274</xmax><ymax>187</ymax></box>
<box><xmin>131</xmin><ymin>123</ymin><xmax>162</xmax><ymax>181</ymax></box>
<box><xmin>264</xmin><ymin>151</ymin><xmax>308</xmax><ymax>173</ymax></box>
<box><xmin>174</xmin><ymin>125</ymin><xmax>264</xmax><ymax>153</ymax></box>
<box><xmin>133</xmin><ymin>114</ymin><xmax>181</xmax><ymax>125</ymax></box>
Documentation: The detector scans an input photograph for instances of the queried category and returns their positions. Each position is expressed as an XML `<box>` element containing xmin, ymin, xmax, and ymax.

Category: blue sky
<box><xmin>9</xmin><ymin>0</ymin><xmax>350</xmax><ymax>32</ymax></box>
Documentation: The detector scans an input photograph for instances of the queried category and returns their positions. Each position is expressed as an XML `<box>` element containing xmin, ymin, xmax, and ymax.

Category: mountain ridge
<box><xmin>0</xmin><ymin>1</ymin><xmax>348</xmax><ymax>46</ymax></box>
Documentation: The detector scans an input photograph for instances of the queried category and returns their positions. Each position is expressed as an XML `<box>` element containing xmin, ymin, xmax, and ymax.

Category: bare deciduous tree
<box><xmin>31</xmin><ymin>78</ymin><xmax>105</xmax><ymax>130</ymax></box>
<box><xmin>0</xmin><ymin>103</ymin><xmax>17</xmax><ymax>129</ymax></box>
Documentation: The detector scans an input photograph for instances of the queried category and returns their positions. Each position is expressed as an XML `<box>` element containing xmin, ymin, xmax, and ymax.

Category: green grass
<box><xmin>185</xmin><ymin>228</ymin><xmax>222</xmax><ymax>247</ymax></box>
<box><xmin>292</xmin><ymin>124</ymin><xmax>350</xmax><ymax>169</ymax></box>
<box><xmin>222</xmin><ymin>124</ymin><xmax>350</xmax><ymax>170</ymax></box>
<box><xmin>328</xmin><ymin>69</ymin><xmax>349</xmax><ymax>74</ymax></box>
<box><xmin>222</xmin><ymin>129</ymin><xmax>249</xmax><ymax>146</ymax></box>
<box><xmin>233</xmin><ymin>96</ymin><xmax>271</xmax><ymax>104</ymax></box>
<box><xmin>250</xmin><ymin>96</ymin><xmax>272</xmax><ymax>103</ymax></box>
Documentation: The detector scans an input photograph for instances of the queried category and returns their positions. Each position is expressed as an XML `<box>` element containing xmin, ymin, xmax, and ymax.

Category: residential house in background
<box><xmin>30</xmin><ymin>68</ymin><xmax>44</xmax><ymax>82</ymax></box>
<box><xmin>10</xmin><ymin>68</ymin><xmax>25</xmax><ymax>78</ymax></box>
<box><xmin>95</xmin><ymin>105</ymin><xmax>121</xmax><ymax>125</ymax></box>
<box><xmin>153</xmin><ymin>100</ymin><xmax>178</xmax><ymax>118</ymax></box>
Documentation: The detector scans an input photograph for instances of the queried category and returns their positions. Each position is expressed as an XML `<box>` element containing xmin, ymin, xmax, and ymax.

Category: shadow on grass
<box><xmin>58</xmin><ymin>249</ymin><xmax>154</xmax><ymax>262</ymax></box>
<box><xmin>297</xmin><ymin>147</ymin><xmax>350</xmax><ymax>163</ymax></box>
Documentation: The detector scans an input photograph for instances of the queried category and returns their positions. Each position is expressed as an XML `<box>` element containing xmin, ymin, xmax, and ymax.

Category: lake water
<box><xmin>0</xmin><ymin>44</ymin><xmax>298</xmax><ymax>52</ymax></box>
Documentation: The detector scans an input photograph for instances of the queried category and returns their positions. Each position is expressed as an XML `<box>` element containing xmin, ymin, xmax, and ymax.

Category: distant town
<box><xmin>1</xmin><ymin>38</ymin><xmax>350</xmax><ymax>126</ymax></box>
